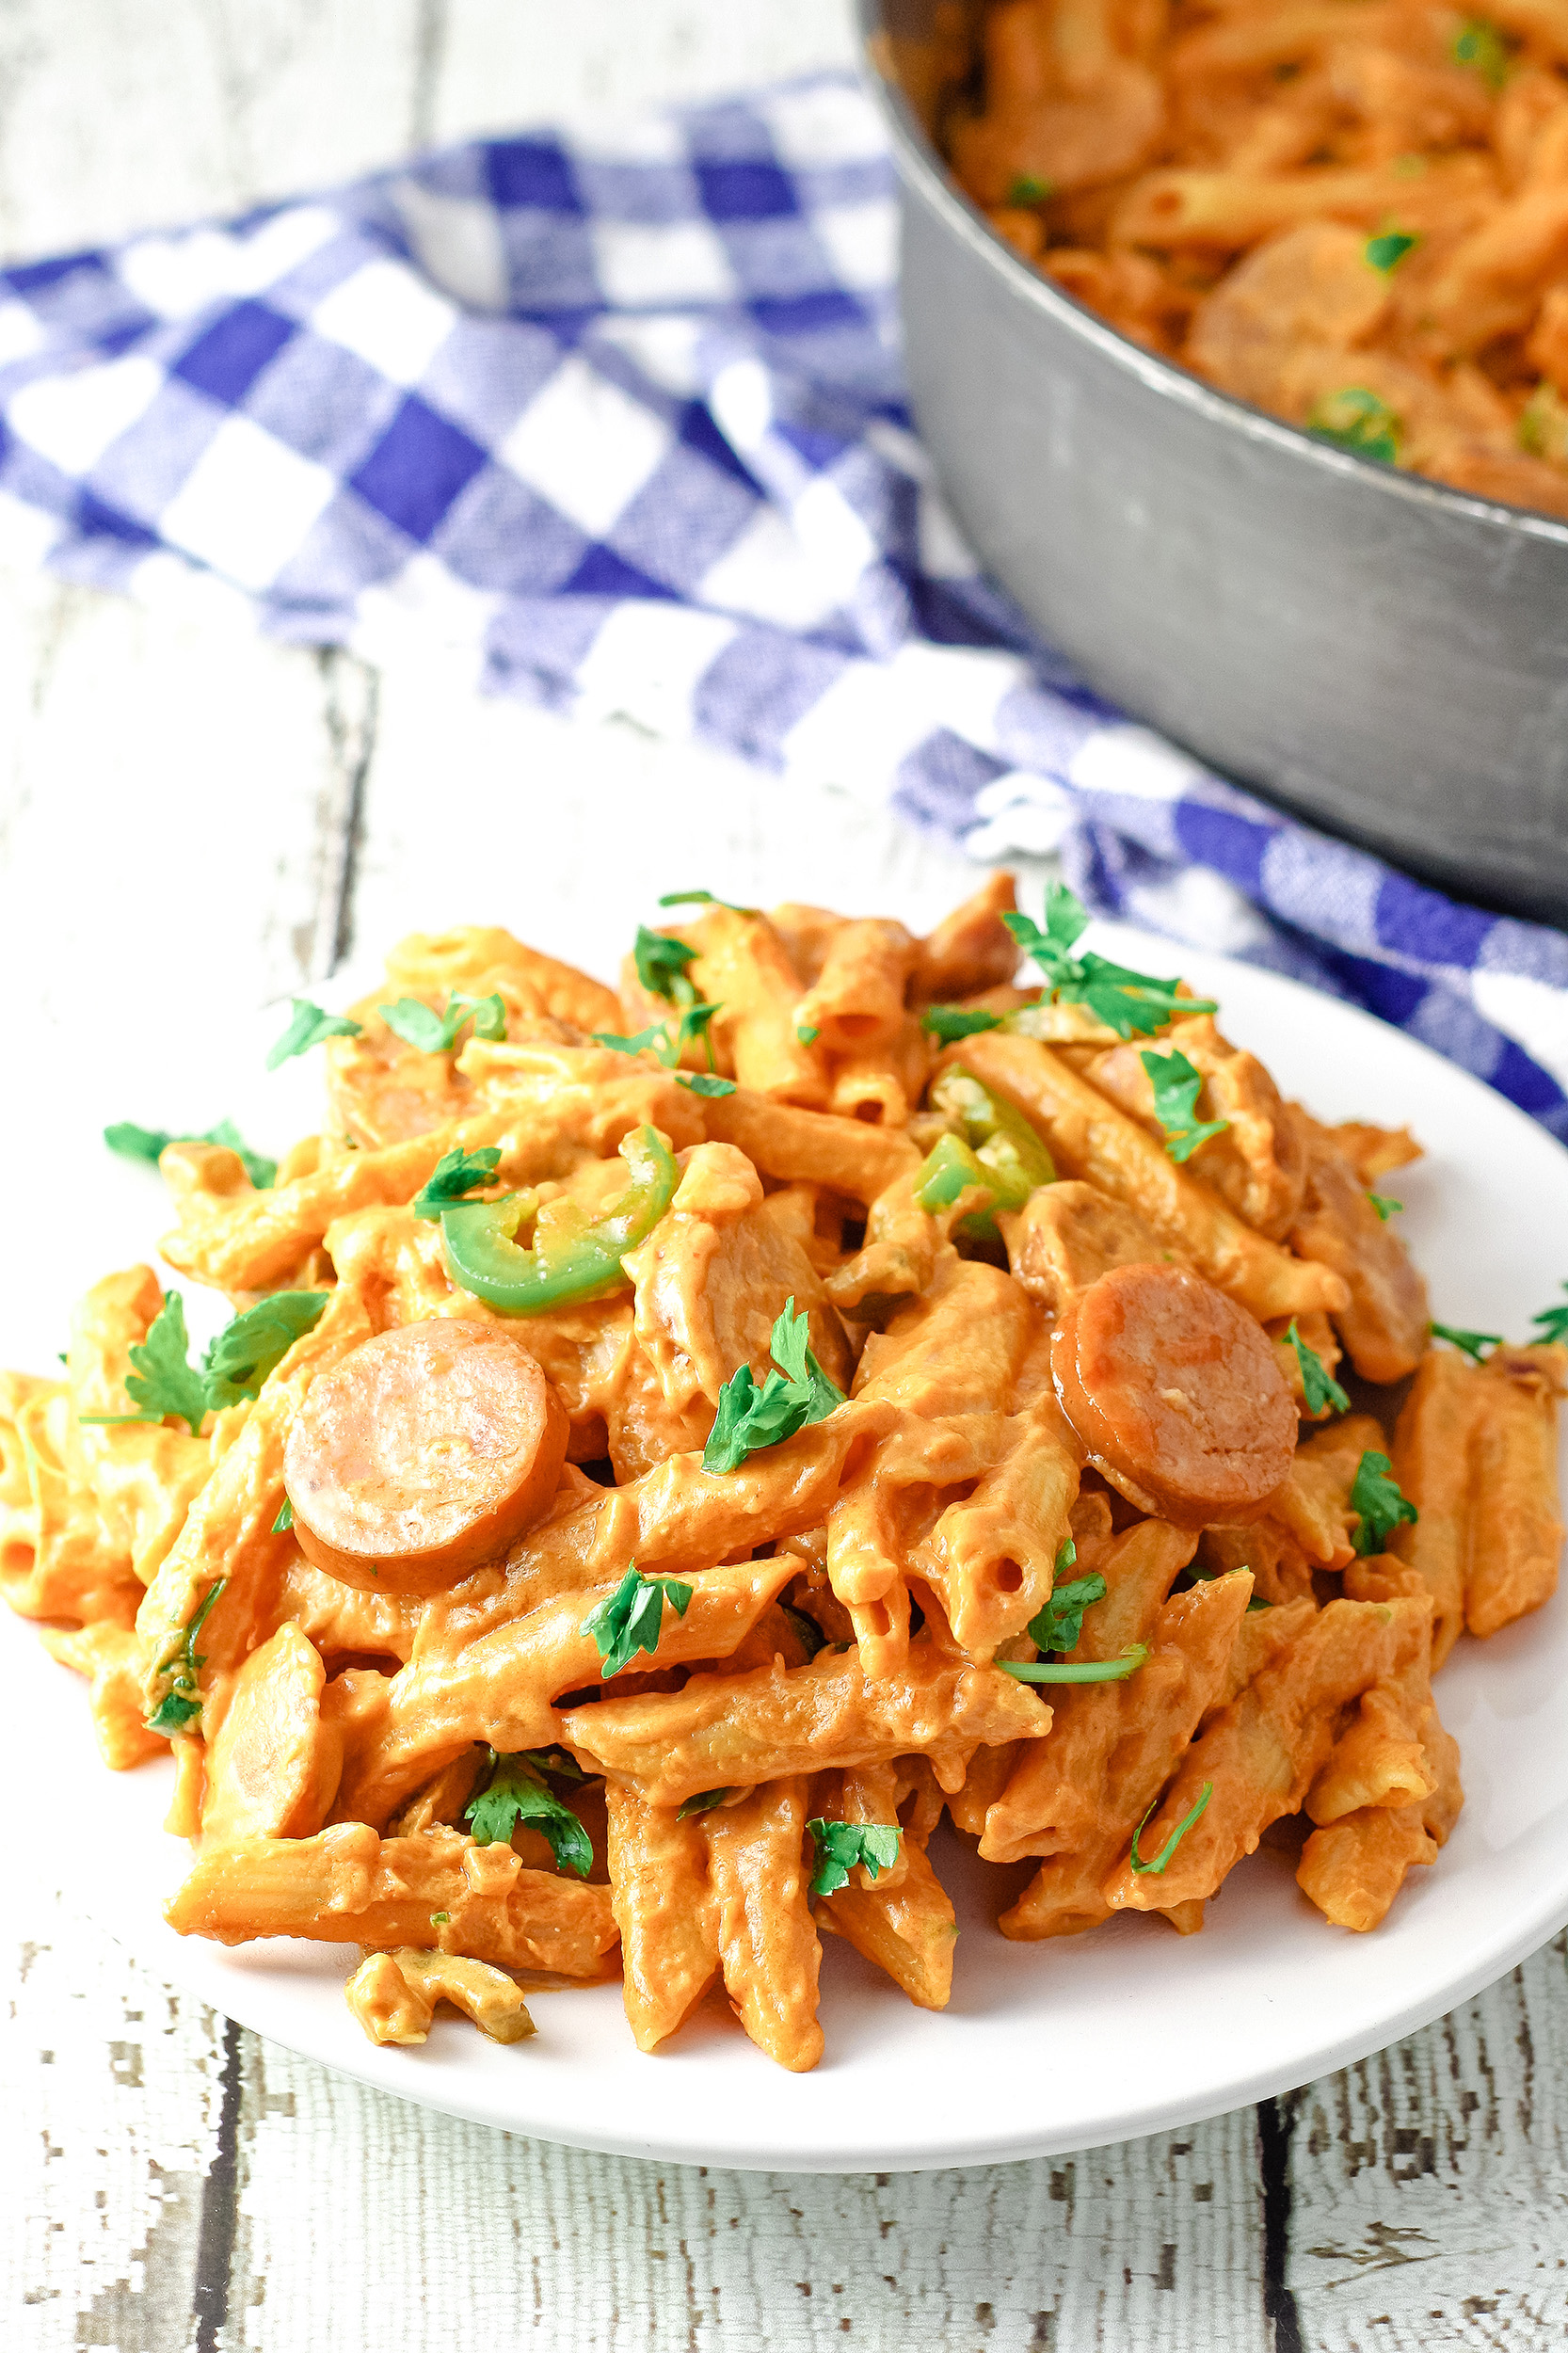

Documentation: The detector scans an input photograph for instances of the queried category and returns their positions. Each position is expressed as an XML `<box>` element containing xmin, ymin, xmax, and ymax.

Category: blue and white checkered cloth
<box><xmin>4</xmin><ymin>72</ymin><xmax>1568</xmax><ymax>1133</ymax></box>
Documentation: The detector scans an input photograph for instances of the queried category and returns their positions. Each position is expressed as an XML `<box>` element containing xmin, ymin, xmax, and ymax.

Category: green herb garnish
<box><xmin>378</xmin><ymin>991</ymin><xmax>506</xmax><ymax>1054</ymax></box>
<box><xmin>412</xmin><ymin>1145</ymin><xmax>504</xmax><ymax>1222</ymax></box>
<box><xmin>795</xmin><ymin>1023</ymin><xmax>820</xmax><ymax>1046</ymax></box>
<box><xmin>146</xmin><ymin>1578</ymin><xmax>226</xmax><ymax>1735</ymax></box>
<box><xmin>1004</xmin><ymin>883</ymin><xmax>1216</xmax><ymax>1040</ymax></box>
<box><xmin>1365</xmin><ymin>228</ymin><xmax>1417</xmax><ymax>274</ymax></box>
<box><xmin>1128</xmin><ymin>1780</ymin><xmax>1213</xmax><ymax>1875</ymax></box>
<box><xmin>1140</xmin><ymin>1047</ymin><xmax>1229</xmax><ymax>1162</ymax></box>
<box><xmin>266</xmin><ymin>999</ymin><xmax>362</xmax><ymax>1069</ymax></box>
<box><xmin>581</xmin><ymin>1561</ymin><xmax>695</xmax><ymax>1678</ymax></box>
<box><xmin>678</xmin><ymin>1788</ymin><xmax>733</xmax><ymax>1819</ymax></box>
<box><xmin>920</xmin><ymin>1005</ymin><xmax>1004</xmax><ymax>1044</ymax></box>
<box><xmin>1452</xmin><ymin>17</ymin><xmax>1511</xmax><ymax>88</ymax></box>
<box><xmin>702</xmin><ymin>1297</ymin><xmax>845</xmax><ymax>1474</ymax></box>
<box><xmin>1430</xmin><ymin>1321</ymin><xmax>1501</xmax><ymax>1362</ymax></box>
<box><xmin>634</xmin><ymin>925</ymin><xmax>699</xmax><ymax>1005</ymax></box>
<box><xmin>430</xmin><ymin>1911</ymin><xmax>451</xmax><ymax>1928</ymax></box>
<box><xmin>79</xmin><ymin>1291</ymin><xmax>209</xmax><ymax>1436</ymax></box>
<box><xmin>1006</xmin><ymin>173</ymin><xmax>1054</xmax><ymax>205</ymax></box>
<box><xmin>1530</xmin><ymin>1283</ymin><xmax>1568</xmax><ymax>1345</ymax></box>
<box><xmin>1307</xmin><ymin>388</ymin><xmax>1401</xmax><ymax>465</ymax></box>
<box><xmin>465</xmin><ymin>1750</ymin><xmax>593</xmax><ymax>1875</ymax></box>
<box><xmin>201</xmin><ymin>1292</ymin><xmax>328</xmax><ymax>1410</ymax></box>
<box><xmin>1001</xmin><ymin>1641</ymin><xmax>1150</xmax><ymax>1686</ymax></box>
<box><xmin>658</xmin><ymin>889</ymin><xmax>760</xmax><ymax>916</ymax></box>
<box><xmin>105</xmin><ymin>1117</ymin><xmax>277</xmax><ymax>1190</ymax></box>
<box><xmin>1350</xmin><ymin>1450</ymin><xmax>1418</xmax><ymax>1556</ymax></box>
<box><xmin>273</xmin><ymin>1498</ymin><xmax>294</xmax><ymax>1533</ymax></box>
<box><xmin>1286</xmin><ymin>1318</ymin><xmax>1350</xmax><ymax>1417</ymax></box>
<box><xmin>807</xmin><ymin>1819</ymin><xmax>903</xmax><ymax>1897</ymax></box>
<box><xmin>593</xmin><ymin>1002</ymin><xmax>736</xmax><ymax>1097</ymax></box>
<box><xmin>1368</xmin><ymin>1192</ymin><xmax>1402</xmax><ymax>1220</ymax></box>
<box><xmin>1021</xmin><ymin>1538</ymin><xmax>1109</xmax><ymax>1657</ymax></box>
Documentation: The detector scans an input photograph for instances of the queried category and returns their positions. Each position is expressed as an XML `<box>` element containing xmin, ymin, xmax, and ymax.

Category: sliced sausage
<box><xmin>202</xmin><ymin>1623</ymin><xmax>342</xmax><ymax>1840</ymax></box>
<box><xmin>284</xmin><ymin>1319</ymin><xmax>568</xmax><ymax>1594</ymax></box>
<box><xmin>1052</xmin><ymin>1262</ymin><xmax>1296</xmax><ymax>1528</ymax></box>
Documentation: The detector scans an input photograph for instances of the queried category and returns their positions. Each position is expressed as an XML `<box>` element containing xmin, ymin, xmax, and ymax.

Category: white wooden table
<box><xmin>6</xmin><ymin>8</ymin><xmax>1568</xmax><ymax>2347</ymax></box>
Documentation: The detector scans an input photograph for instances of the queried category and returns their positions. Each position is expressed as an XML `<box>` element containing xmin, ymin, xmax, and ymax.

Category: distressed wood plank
<box><xmin>1283</xmin><ymin>1930</ymin><xmax>1568</xmax><ymax>2349</ymax></box>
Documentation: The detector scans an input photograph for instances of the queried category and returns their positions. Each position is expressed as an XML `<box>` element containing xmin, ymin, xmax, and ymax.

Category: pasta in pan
<box><xmin>937</xmin><ymin>0</ymin><xmax>1568</xmax><ymax>519</ymax></box>
<box><xmin>4</xmin><ymin>875</ymin><xmax>1562</xmax><ymax>2071</ymax></box>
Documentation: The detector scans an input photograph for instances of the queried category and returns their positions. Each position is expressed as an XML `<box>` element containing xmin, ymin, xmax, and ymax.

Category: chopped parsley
<box><xmin>593</xmin><ymin>1001</ymin><xmax>736</xmax><ymax>1097</ymax></box>
<box><xmin>378</xmin><ymin>991</ymin><xmax>507</xmax><ymax>1054</ymax></box>
<box><xmin>1140</xmin><ymin>1047</ymin><xmax>1229</xmax><ymax>1162</ymax></box>
<box><xmin>1368</xmin><ymin>1192</ymin><xmax>1402</xmax><ymax>1220</ymax></box>
<box><xmin>1286</xmin><ymin>1318</ymin><xmax>1350</xmax><ymax>1417</ymax></box>
<box><xmin>1307</xmin><ymin>388</ymin><xmax>1401</xmax><ymax>466</ymax></box>
<box><xmin>465</xmin><ymin>1750</ymin><xmax>593</xmax><ymax>1876</ymax></box>
<box><xmin>581</xmin><ymin>1561</ymin><xmax>694</xmax><ymax>1678</ymax></box>
<box><xmin>634</xmin><ymin>925</ymin><xmax>699</xmax><ymax>1005</ymax></box>
<box><xmin>1022</xmin><ymin>1539</ymin><xmax>1109</xmax><ymax>1657</ymax></box>
<box><xmin>658</xmin><ymin>888</ymin><xmax>760</xmax><ymax>916</ymax></box>
<box><xmin>795</xmin><ymin>1024</ymin><xmax>820</xmax><ymax>1047</ymax></box>
<box><xmin>273</xmin><ymin>1498</ymin><xmax>295</xmax><ymax>1533</ymax></box>
<box><xmin>1530</xmin><ymin>1283</ymin><xmax>1568</xmax><ymax>1345</ymax></box>
<box><xmin>1365</xmin><ymin>228</ymin><xmax>1418</xmax><ymax>274</ymax></box>
<box><xmin>1452</xmin><ymin>16</ymin><xmax>1511</xmax><ymax>88</ymax></box>
<box><xmin>1430</xmin><ymin>1321</ymin><xmax>1500</xmax><ymax>1362</ymax></box>
<box><xmin>1350</xmin><ymin>1450</ymin><xmax>1418</xmax><ymax>1556</ymax></box>
<box><xmin>202</xmin><ymin>1291</ymin><xmax>328</xmax><ymax>1410</ymax></box>
<box><xmin>79</xmin><ymin>1291</ymin><xmax>209</xmax><ymax>1436</ymax></box>
<box><xmin>105</xmin><ymin>1117</ymin><xmax>277</xmax><ymax>1190</ymax></box>
<box><xmin>678</xmin><ymin>1788</ymin><xmax>733</xmax><ymax>1819</ymax></box>
<box><xmin>1006</xmin><ymin>173</ymin><xmax>1054</xmax><ymax>205</ymax></box>
<box><xmin>1003</xmin><ymin>883</ymin><xmax>1216</xmax><ymax>1040</ymax></box>
<box><xmin>266</xmin><ymin>999</ymin><xmax>362</xmax><ymax>1069</ymax></box>
<box><xmin>920</xmin><ymin>1005</ymin><xmax>1004</xmax><ymax>1044</ymax></box>
<box><xmin>412</xmin><ymin>1145</ymin><xmax>503</xmax><ymax>1222</ymax></box>
<box><xmin>430</xmin><ymin>1911</ymin><xmax>451</xmax><ymax>1928</ymax></box>
<box><xmin>807</xmin><ymin>1819</ymin><xmax>903</xmax><ymax>1898</ymax></box>
<box><xmin>1001</xmin><ymin>1641</ymin><xmax>1150</xmax><ymax>1686</ymax></box>
<box><xmin>1129</xmin><ymin>1781</ymin><xmax>1213</xmax><ymax>1875</ymax></box>
<box><xmin>146</xmin><ymin>1578</ymin><xmax>226</xmax><ymax>1736</ymax></box>
<box><xmin>79</xmin><ymin>1289</ymin><xmax>328</xmax><ymax>1433</ymax></box>
<box><xmin>702</xmin><ymin>1297</ymin><xmax>845</xmax><ymax>1474</ymax></box>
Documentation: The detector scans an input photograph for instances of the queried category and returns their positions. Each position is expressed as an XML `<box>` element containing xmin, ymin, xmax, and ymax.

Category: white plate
<box><xmin>7</xmin><ymin>919</ymin><xmax>1568</xmax><ymax>2172</ymax></box>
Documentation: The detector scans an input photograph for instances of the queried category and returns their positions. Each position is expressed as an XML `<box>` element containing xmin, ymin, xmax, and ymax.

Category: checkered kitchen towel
<box><xmin>3</xmin><ymin>72</ymin><xmax>1567</xmax><ymax>1132</ymax></box>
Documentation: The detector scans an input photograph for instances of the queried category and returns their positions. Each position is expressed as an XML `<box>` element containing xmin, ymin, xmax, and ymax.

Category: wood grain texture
<box><xmin>4</xmin><ymin>4</ymin><xmax>1568</xmax><ymax>2351</ymax></box>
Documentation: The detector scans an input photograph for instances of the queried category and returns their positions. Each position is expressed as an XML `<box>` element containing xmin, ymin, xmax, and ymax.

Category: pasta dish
<box><xmin>940</xmin><ymin>0</ymin><xmax>1568</xmax><ymax>520</ymax></box>
<box><xmin>3</xmin><ymin>876</ymin><xmax>1561</xmax><ymax>2071</ymax></box>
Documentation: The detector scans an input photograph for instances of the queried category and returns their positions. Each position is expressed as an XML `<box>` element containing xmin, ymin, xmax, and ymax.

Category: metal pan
<box><xmin>859</xmin><ymin>0</ymin><xmax>1568</xmax><ymax>924</ymax></box>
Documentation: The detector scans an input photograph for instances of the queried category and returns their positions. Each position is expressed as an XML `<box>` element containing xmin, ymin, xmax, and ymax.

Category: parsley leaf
<box><xmin>105</xmin><ymin>1117</ymin><xmax>277</xmax><ymax>1190</ymax></box>
<box><xmin>658</xmin><ymin>889</ymin><xmax>760</xmax><ymax>916</ymax></box>
<box><xmin>266</xmin><ymin>1000</ymin><xmax>362</xmax><ymax>1069</ymax></box>
<box><xmin>379</xmin><ymin>991</ymin><xmax>506</xmax><ymax>1054</ymax></box>
<box><xmin>1129</xmin><ymin>1781</ymin><xmax>1213</xmax><ymax>1875</ymax></box>
<box><xmin>201</xmin><ymin>1291</ymin><xmax>328</xmax><ymax>1411</ymax></box>
<box><xmin>1140</xmin><ymin>1048</ymin><xmax>1230</xmax><ymax>1161</ymax></box>
<box><xmin>1350</xmin><ymin>1450</ymin><xmax>1418</xmax><ymax>1556</ymax></box>
<box><xmin>273</xmin><ymin>1498</ymin><xmax>294</xmax><ymax>1533</ymax></box>
<box><xmin>807</xmin><ymin>1819</ymin><xmax>903</xmax><ymax>1898</ymax></box>
<box><xmin>1530</xmin><ymin>1284</ymin><xmax>1568</xmax><ymax>1345</ymax></box>
<box><xmin>702</xmin><ymin>1297</ymin><xmax>846</xmax><ymax>1475</ymax></box>
<box><xmin>581</xmin><ymin>1561</ymin><xmax>694</xmax><ymax>1678</ymax></box>
<box><xmin>1023</xmin><ymin>1538</ymin><xmax>1109</xmax><ymax>1657</ymax></box>
<box><xmin>1431</xmin><ymin>1321</ymin><xmax>1501</xmax><ymax>1362</ymax></box>
<box><xmin>1287</xmin><ymin>1318</ymin><xmax>1351</xmax><ymax>1417</ymax></box>
<box><xmin>1003</xmin><ymin>883</ymin><xmax>1216</xmax><ymax>1040</ymax></box>
<box><xmin>634</xmin><ymin>926</ymin><xmax>698</xmax><ymax>1005</ymax></box>
<box><xmin>795</xmin><ymin>1024</ymin><xmax>820</xmax><ymax>1046</ymax></box>
<box><xmin>412</xmin><ymin>1145</ymin><xmax>503</xmax><ymax>1222</ymax></box>
<box><xmin>920</xmin><ymin>1005</ymin><xmax>1004</xmax><ymax>1044</ymax></box>
<box><xmin>1307</xmin><ymin>388</ymin><xmax>1402</xmax><ymax>465</ymax></box>
<box><xmin>678</xmin><ymin>1788</ymin><xmax>733</xmax><ymax>1818</ymax></box>
<box><xmin>146</xmin><ymin>1578</ymin><xmax>226</xmax><ymax>1735</ymax></box>
<box><xmin>1453</xmin><ymin>16</ymin><xmax>1511</xmax><ymax>88</ymax></box>
<box><xmin>1368</xmin><ymin>1192</ymin><xmax>1402</xmax><ymax>1220</ymax></box>
<box><xmin>593</xmin><ymin>1004</ymin><xmax>736</xmax><ymax>1096</ymax></box>
<box><xmin>679</xmin><ymin>1072</ymin><xmax>738</xmax><ymax>1098</ymax></box>
<box><xmin>1365</xmin><ymin>228</ymin><xmax>1418</xmax><ymax>274</ymax></box>
<box><xmin>1001</xmin><ymin>1641</ymin><xmax>1149</xmax><ymax>1685</ymax></box>
<box><xmin>94</xmin><ymin>1291</ymin><xmax>210</xmax><ymax>1435</ymax></box>
<box><xmin>465</xmin><ymin>1750</ymin><xmax>593</xmax><ymax>1876</ymax></box>
<box><xmin>1006</xmin><ymin>172</ymin><xmax>1054</xmax><ymax>204</ymax></box>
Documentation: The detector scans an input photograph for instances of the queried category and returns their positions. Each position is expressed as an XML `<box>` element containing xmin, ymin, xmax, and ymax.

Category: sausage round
<box><xmin>283</xmin><ymin>1319</ymin><xmax>568</xmax><ymax>1594</ymax></box>
<box><xmin>1051</xmin><ymin>1262</ymin><xmax>1296</xmax><ymax>1527</ymax></box>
